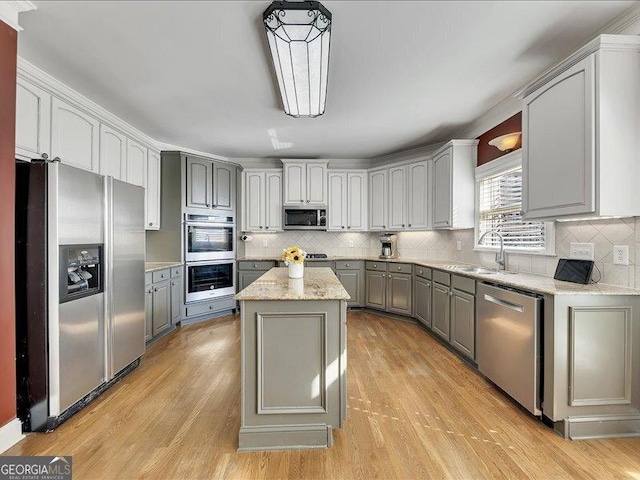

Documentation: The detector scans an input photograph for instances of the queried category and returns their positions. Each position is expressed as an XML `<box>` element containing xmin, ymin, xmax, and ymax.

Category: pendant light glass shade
<box><xmin>263</xmin><ymin>1</ymin><xmax>332</xmax><ymax>118</ymax></box>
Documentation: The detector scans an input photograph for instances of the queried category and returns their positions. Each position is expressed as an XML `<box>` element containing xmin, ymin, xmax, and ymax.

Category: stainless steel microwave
<box><xmin>283</xmin><ymin>207</ymin><xmax>327</xmax><ymax>230</ymax></box>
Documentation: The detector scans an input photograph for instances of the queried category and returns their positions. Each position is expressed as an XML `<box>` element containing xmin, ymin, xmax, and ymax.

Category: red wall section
<box><xmin>476</xmin><ymin>112</ymin><xmax>522</xmax><ymax>166</ymax></box>
<box><xmin>0</xmin><ymin>21</ymin><xmax>17</xmax><ymax>428</ymax></box>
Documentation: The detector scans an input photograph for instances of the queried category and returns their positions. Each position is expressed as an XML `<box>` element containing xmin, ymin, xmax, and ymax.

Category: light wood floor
<box><xmin>5</xmin><ymin>311</ymin><xmax>640</xmax><ymax>479</ymax></box>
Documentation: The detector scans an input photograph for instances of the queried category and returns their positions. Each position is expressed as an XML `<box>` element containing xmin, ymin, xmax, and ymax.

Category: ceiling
<box><xmin>18</xmin><ymin>1</ymin><xmax>635</xmax><ymax>159</ymax></box>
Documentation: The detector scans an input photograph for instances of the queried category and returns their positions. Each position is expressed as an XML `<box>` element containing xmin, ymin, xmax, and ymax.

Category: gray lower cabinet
<box><xmin>335</xmin><ymin>260</ymin><xmax>363</xmax><ymax>307</ymax></box>
<box><xmin>387</xmin><ymin>272</ymin><xmax>412</xmax><ymax>315</ymax></box>
<box><xmin>414</xmin><ymin>276</ymin><xmax>432</xmax><ymax>328</ymax></box>
<box><xmin>365</xmin><ymin>270</ymin><xmax>387</xmax><ymax>310</ymax></box>
<box><xmin>432</xmin><ymin>282</ymin><xmax>451</xmax><ymax>340</ymax></box>
<box><xmin>170</xmin><ymin>275</ymin><xmax>182</xmax><ymax>325</ymax></box>
<box><xmin>145</xmin><ymin>267</ymin><xmax>176</xmax><ymax>342</ymax></box>
<box><xmin>145</xmin><ymin>284</ymin><xmax>153</xmax><ymax>342</ymax></box>
<box><xmin>451</xmin><ymin>289</ymin><xmax>475</xmax><ymax>359</ymax></box>
<box><xmin>237</xmin><ymin>261</ymin><xmax>276</xmax><ymax>292</ymax></box>
<box><xmin>151</xmin><ymin>280</ymin><xmax>171</xmax><ymax>337</ymax></box>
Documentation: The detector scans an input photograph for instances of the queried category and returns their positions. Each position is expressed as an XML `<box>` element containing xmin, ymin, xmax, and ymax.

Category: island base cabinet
<box><xmin>451</xmin><ymin>290</ymin><xmax>475</xmax><ymax>360</ymax></box>
<box><xmin>239</xmin><ymin>299</ymin><xmax>347</xmax><ymax>451</ymax></box>
<box><xmin>432</xmin><ymin>283</ymin><xmax>451</xmax><ymax>340</ymax></box>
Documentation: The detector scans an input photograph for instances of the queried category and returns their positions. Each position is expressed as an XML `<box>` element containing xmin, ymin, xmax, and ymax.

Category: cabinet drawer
<box><xmin>366</xmin><ymin>261</ymin><xmax>388</xmax><ymax>272</ymax></box>
<box><xmin>186</xmin><ymin>296</ymin><xmax>236</xmax><ymax>317</ymax></box>
<box><xmin>145</xmin><ymin>272</ymin><xmax>153</xmax><ymax>286</ymax></box>
<box><xmin>432</xmin><ymin>270</ymin><xmax>451</xmax><ymax>286</ymax></box>
<box><xmin>306</xmin><ymin>261</ymin><xmax>334</xmax><ymax>269</ymax></box>
<box><xmin>388</xmin><ymin>263</ymin><xmax>412</xmax><ymax>274</ymax></box>
<box><xmin>171</xmin><ymin>266</ymin><xmax>182</xmax><ymax>278</ymax></box>
<box><xmin>152</xmin><ymin>268</ymin><xmax>170</xmax><ymax>283</ymax></box>
<box><xmin>415</xmin><ymin>266</ymin><xmax>432</xmax><ymax>280</ymax></box>
<box><xmin>452</xmin><ymin>274</ymin><xmax>475</xmax><ymax>295</ymax></box>
<box><xmin>335</xmin><ymin>260</ymin><xmax>361</xmax><ymax>270</ymax></box>
<box><xmin>238</xmin><ymin>261</ymin><xmax>275</xmax><ymax>270</ymax></box>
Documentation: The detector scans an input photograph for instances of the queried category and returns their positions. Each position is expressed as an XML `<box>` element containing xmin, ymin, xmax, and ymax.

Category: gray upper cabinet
<box><xmin>186</xmin><ymin>156</ymin><xmax>236</xmax><ymax>215</ymax></box>
<box><xmin>213</xmin><ymin>163</ymin><xmax>236</xmax><ymax>212</ymax></box>
<box><xmin>282</xmin><ymin>160</ymin><xmax>328</xmax><ymax>206</ymax></box>
<box><xmin>520</xmin><ymin>36</ymin><xmax>640</xmax><ymax>220</ymax></box>
<box><xmin>368</xmin><ymin>169</ymin><xmax>388</xmax><ymax>231</ymax></box>
<box><xmin>186</xmin><ymin>157</ymin><xmax>213</xmax><ymax>210</ymax></box>
<box><xmin>432</xmin><ymin>140</ymin><xmax>477</xmax><ymax>230</ymax></box>
<box><xmin>16</xmin><ymin>76</ymin><xmax>51</xmax><ymax>161</ymax></box>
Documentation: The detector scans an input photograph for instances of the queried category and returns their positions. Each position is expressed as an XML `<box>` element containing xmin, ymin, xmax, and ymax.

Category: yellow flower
<box><xmin>282</xmin><ymin>245</ymin><xmax>306</xmax><ymax>264</ymax></box>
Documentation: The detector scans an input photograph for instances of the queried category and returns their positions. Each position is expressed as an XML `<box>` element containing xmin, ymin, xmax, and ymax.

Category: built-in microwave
<box><xmin>283</xmin><ymin>207</ymin><xmax>327</xmax><ymax>230</ymax></box>
<box><xmin>184</xmin><ymin>214</ymin><xmax>235</xmax><ymax>262</ymax></box>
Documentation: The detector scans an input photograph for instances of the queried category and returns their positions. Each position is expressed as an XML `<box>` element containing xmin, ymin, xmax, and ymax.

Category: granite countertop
<box><xmin>235</xmin><ymin>267</ymin><xmax>351</xmax><ymax>301</ymax></box>
<box><xmin>145</xmin><ymin>261</ymin><xmax>184</xmax><ymax>272</ymax></box>
<box><xmin>235</xmin><ymin>256</ymin><xmax>640</xmax><ymax>296</ymax></box>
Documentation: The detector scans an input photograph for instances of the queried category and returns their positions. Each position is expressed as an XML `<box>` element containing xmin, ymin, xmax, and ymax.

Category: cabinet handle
<box><xmin>449</xmin><ymin>291</ymin><xmax>454</xmax><ymax>296</ymax></box>
<box><xmin>265</xmin><ymin>226</ymin><xmax>269</xmax><ymax>229</ymax></box>
<box><xmin>342</xmin><ymin>226</ymin><xmax>345</xmax><ymax>229</ymax></box>
<box><xmin>253</xmin><ymin>263</ymin><xmax>258</xmax><ymax>268</ymax></box>
<box><xmin>41</xmin><ymin>153</ymin><xmax>49</xmax><ymax>160</ymax></box>
<box><xmin>402</xmin><ymin>224</ymin><xmax>405</xmax><ymax>228</ymax></box>
<box><xmin>148</xmin><ymin>289</ymin><xmax>152</xmax><ymax>294</ymax></box>
<box><xmin>306</xmin><ymin>200</ymin><xmax>310</xmax><ymax>204</ymax></box>
<box><xmin>347</xmin><ymin>226</ymin><xmax>351</xmax><ymax>229</ymax></box>
<box><xmin>171</xmin><ymin>281</ymin><xmax>176</xmax><ymax>286</ymax></box>
<box><xmin>373</xmin><ymin>264</ymin><xmax>377</xmax><ymax>267</ymax></box>
<box><xmin>408</xmin><ymin>224</ymin><xmax>412</xmax><ymax>227</ymax></box>
<box><xmin>397</xmin><ymin>266</ymin><xmax>401</xmax><ymax>270</ymax></box>
<box><xmin>209</xmin><ymin>305</ymin><xmax>213</xmax><ymax>310</ymax></box>
<box><xmin>206</xmin><ymin>203</ymin><xmax>210</xmax><ymax>207</ymax></box>
<box><xmin>259</xmin><ymin>226</ymin><xmax>263</xmax><ymax>229</ymax></box>
<box><xmin>213</xmin><ymin>204</ymin><xmax>217</xmax><ymax>208</ymax></box>
<box><xmin>382</xmin><ymin>274</ymin><xmax>385</xmax><ymax>278</ymax></box>
<box><xmin>346</xmin><ymin>263</ymin><xmax>350</xmax><ymax>267</ymax></box>
<box><xmin>149</xmin><ymin>222</ymin><xmax>153</xmax><ymax>226</ymax></box>
<box><xmin>300</xmin><ymin>200</ymin><xmax>305</xmax><ymax>203</ymax></box>
<box><xmin>419</xmin><ymin>270</ymin><xmax>423</xmax><ymax>274</ymax></box>
<box><xmin>383</xmin><ymin>225</ymin><xmax>386</xmax><ymax>229</ymax></box>
<box><xmin>160</xmin><ymin>273</ymin><xmax>165</xmax><ymax>278</ymax></box>
<box><xmin>154</xmin><ymin>288</ymin><xmax>158</xmax><ymax>292</ymax></box>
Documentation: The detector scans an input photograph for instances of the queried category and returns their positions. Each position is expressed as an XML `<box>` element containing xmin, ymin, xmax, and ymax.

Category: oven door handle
<box><xmin>186</xmin><ymin>222</ymin><xmax>235</xmax><ymax>228</ymax></box>
<box><xmin>186</xmin><ymin>260</ymin><xmax>236</xmax><ymax>267</ymax></box>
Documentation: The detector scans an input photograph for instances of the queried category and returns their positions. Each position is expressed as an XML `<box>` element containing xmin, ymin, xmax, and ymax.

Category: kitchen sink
<box><xmin>444</xmin><ymin>265</ymin><xmax>517</xmax><ymax>275</ymax></box>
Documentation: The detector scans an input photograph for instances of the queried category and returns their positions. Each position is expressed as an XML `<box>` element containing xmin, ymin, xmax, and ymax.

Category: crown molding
<box><xmin>0</xmin><ymin>1</ymin><xmax>35</xmax><ymax>31</ymax></box>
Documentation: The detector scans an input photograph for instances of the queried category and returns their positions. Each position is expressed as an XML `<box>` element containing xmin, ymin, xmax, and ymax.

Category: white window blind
<box><xmin>477</xmin><ymin>167</ymin><xmax>546</xmax><ymax>249</ymax></box>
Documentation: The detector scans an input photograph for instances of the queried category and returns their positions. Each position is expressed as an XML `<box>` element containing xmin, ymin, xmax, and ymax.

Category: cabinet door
<box><xmin>51</xmin><ymin>97</ymin><xmax>100</xmax><ymax>172</ymax></box>
<box><xmin>347</xmin><ymin>172</ymin><xmax>366</xmax><ymax>231</ymax></box>
<box><xmin>336</xmin><ymin>270</ymin><xmax>361</xmax><ymax>307</ymax></box>
<box><xmin>451</xmin><ymin>290</ymin><xmax>475</xmax><ymax>360</ymax></box>
<box><xmin>99</xmin><ymin>124</ymin><xmax>126</xmax><ymax>180</ymax></box>
<box><xmin>432</xmin><ymin>283</ymin><xmax>450</xmax><ymax>340</ymax></box>
<box><xmin>283</xmin><ymin>162</ymin><xmax>306</xmax><ymax>205</ymax></box>
<box><xmin>388</xmin><ymin>166</ymin><xmax>407</xmax><ymax>230</ymax></box>
<box><xmin>126</xmin><ymin>139</ymin><xmax>147</xmax><ymax>188</ymax></box>
<box><xmin>146</xmin><ymin>150</ymin><xmax>161</xmax><ymax>230</ymax></box>
<box><xmin>387</xmin><ymin>272</ymin><xmax>412</xmax><ymax>315</ymax></box>
<box><xmin>238</xmin><ymin>270</ymin><xmax>267</xmax><ymax>291</ymax></box>
<box><xmin>152</xmin><ymin>280</ymin><xmax>171</xmax><ymax>337</ymax></box>
<box><xmin>365</xmin><ymin>270</ymin><xmax>386</xmax><ymax>310</ymax></box>
<box><xmin>213</xmin><ymin>163</ymin><xmax>235</xmax><ymax>212</ymax></box>
<box><xmin>244</xmin><ymin>172</ymin><xmax>264</xmax><ymax>231</ymax></box>
<box><xmin>265</xmin><ymin>171</ymin><xmax>283</xmax><ymax>231</ymax></box>
<box><xmin>433</xmin><ymin>148</ymin><xmax>452</xmax><ymax>228</ymax></box>
<box><xmin>306</xmin><ymin>162</ymin><xmax>327</xmax><ymax>204</ymax></box>
<box><xmin>407</xmin><ymin>161</ymin><xmax>431</xmax><ymax>230</ymax></box>
<box><xmin>170</xmin><ymin>277</ymin><xmax>182</xmax><ymax>325</ymax></box>
<box><xmin>328</xmin><ymin>172</ymin><xmax>347</xmax><ymax>231</ymax></box>
<box><xmin>16</xmin><ymin>77</ymin><xmax>51</xmax><ymax>160</ymax></box>
<box><xmin>369</xmin><ymin>170</ymin><xmax>388</xmax><ymax>230</ymax></box>
<box><xmin>414</xmin><ymin>277</ymin><xmax>432</xmax><ymax>328</ymax></box>
<box><xmin>523</xmin><ymin>55</ymin><xmax>595</xmax><ymax>219</ymax></box>
<box><xmin>186</xmin><ymin>157</ymin><xmax>213</xmax><ymax>209</ymax></box>
<box><xmin>145</xmin><ymin>286</ymin><xmax>153</xmax><ymax>342</ymax></box>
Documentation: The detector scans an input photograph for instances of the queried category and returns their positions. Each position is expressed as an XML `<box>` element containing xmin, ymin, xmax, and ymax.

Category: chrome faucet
<box><xmin>478</xmin><ymin>230</ymin><xmax>506</xmax><ymax>271</ymax></box>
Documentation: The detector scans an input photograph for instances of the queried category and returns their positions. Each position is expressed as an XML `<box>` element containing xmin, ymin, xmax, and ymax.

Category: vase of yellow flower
<box><xmin>282</xmin><ymin>246</ymin><xmax>306</xmax><ymax>278</ymax></box>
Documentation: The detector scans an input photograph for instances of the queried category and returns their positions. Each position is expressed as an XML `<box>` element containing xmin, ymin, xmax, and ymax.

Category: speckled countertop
<box><xmin>236</xmin><ymin>256</ymin><xmax>640</xmax><ymax>296</ymax></box>
<box><xmin>235</xmin><ymin>267</ymin><xmax>350</xmax><ymax>301</ymax></box>
<box><xmin>145</xmin><ymin>261</ymin><xmax>183</xmax><ymax>272</ymax></box>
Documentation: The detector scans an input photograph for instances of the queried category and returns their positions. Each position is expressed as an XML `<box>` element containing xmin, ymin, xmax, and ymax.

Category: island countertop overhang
<box><xmin>235</xmin><ymin>267</ymin><xmax>350</xmax><ymax>301</ymax></box>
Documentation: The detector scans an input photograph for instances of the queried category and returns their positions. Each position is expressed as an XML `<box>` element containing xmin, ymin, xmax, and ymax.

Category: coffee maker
<box><xmin>379</xmin><ymin>233</ymin><xmax>398</xmax><ymax>259</ymax></box>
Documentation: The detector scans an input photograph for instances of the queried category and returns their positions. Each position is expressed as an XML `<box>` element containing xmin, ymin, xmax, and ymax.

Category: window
<box><xmin>475</xmin><ymin>152</ymin><xmax>554</xmax><ymax>254</ymax></box>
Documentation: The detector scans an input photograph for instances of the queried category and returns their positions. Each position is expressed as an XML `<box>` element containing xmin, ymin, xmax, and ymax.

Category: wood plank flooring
<box><xmin>5</xmin><ymin>311</ymin><xmax>640</xmax><ymax>479</ymax></box>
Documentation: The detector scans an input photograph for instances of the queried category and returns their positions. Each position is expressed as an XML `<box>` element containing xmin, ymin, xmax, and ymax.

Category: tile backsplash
<box><xmin>242</xmin><ymin>217</ymin><xmax>640</xmax><ymax>288</ymax></box>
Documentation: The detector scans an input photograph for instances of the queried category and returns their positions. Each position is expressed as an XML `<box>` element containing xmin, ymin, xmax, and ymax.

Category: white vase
<box><xmin>288</xmin><ymin>262</ymin><xmax>304</xmax><ymax>279</ymax></box>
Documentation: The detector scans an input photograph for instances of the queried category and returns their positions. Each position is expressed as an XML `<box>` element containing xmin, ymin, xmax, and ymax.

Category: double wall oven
<box><xmin>184</xmin><ymin>214</ymin><xmax>235</xmax><ymax>303</ymax></box>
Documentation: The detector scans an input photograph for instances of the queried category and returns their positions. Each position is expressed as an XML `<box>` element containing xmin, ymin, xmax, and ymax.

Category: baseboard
<box><xmin>0</xmin><ymin>418</ymin><xmax>25</xmax><ymax>454</ymax></box>
<box><xmin>566</xmin><ymin>413</ymin><xmax>640</xmax><ymax>439</ymax></box>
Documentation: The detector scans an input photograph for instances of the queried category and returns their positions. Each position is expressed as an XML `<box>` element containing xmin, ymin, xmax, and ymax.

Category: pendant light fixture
<box><xmin>263</xmin><ymin>1</ymin><xmax>332</xmax><ymax>118</ymax></box>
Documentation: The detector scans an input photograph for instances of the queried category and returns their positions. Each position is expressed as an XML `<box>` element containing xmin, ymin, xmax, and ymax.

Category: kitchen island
<box><xmin>235</xmin><ymin>267</ymin><xmax>349</xmax><ymax>451</ymax></box>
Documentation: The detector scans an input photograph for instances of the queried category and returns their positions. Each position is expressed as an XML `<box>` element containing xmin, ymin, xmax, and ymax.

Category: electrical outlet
<box><xmin>569</xmin><ymin>242</ymin><xmax>594</xmax><ymax>261</ymax></box>
<box><xmin>613</xmin><ymin>245</ymin><xmax>629</xmax><ymax>265</ymax></box>
<box><xmin>456</xmin><ymin>240</ymin><xmax>462</xmax><ymax>251</ymax></box>
<box><xmin>348</xmin><ymin>240</ymin><xmax>354</xmax><ymax>248</ymax></box>
<box><xmin>262</xmin><ymin>239</ymin><xmax>268</xmax><ymax>247</ymax></box>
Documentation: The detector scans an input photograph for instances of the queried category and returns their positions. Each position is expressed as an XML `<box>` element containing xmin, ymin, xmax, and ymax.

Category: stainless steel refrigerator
<box><xmin>16</xmin><ymin>161</ymin><xmax>145</xmax><ymax>431</ymax></box>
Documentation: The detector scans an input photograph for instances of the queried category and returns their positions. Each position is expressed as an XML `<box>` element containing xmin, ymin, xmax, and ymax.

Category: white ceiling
<box><xmin>18</xmin><ymin>1</ymin><xmax>635</xmax><ymax>159</ymax></box>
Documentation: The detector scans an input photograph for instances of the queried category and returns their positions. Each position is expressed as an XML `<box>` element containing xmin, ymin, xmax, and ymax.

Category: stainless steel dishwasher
<box><xmin>476</xmin><ymin>283</ymin><xmax>542</xmax><ymax>416</ymax></box>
